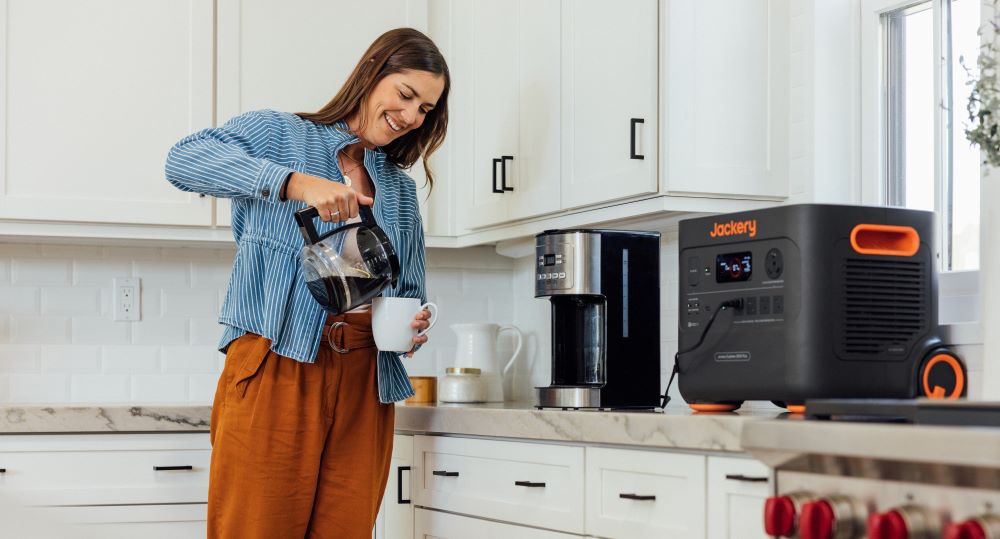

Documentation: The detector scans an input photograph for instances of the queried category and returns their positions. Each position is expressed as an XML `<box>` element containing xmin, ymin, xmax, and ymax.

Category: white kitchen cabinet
<box><xmin>663</xmin><ymin>0</ymin><xmax>790</xmax><ymax>199</ymax></box>
<box><xmin>413</xmin><ymin>434</ymin><xmax>585</xmax><ymax>534</ymax></box>
<box><xmin>706</xmin><ymin>456</ymin><xmax>772</xmax><ymax>539</ymax></box>
<box><xmin>584</xmin><ymin>447</ymin><xmax>706</xmax><ymax>539</ymax></box>
<box><xmin>414</xmin><ymin>507</ymin><xmax>580</xmax><ymax>539</ymax></box>
<box><xmin>42</xmin><ymin>503</ymin><xmax>207</xmax><ymax>539</ymax></box>
<box><xmin>560</xmin><ymin>0</ymin><xmax>659</xmax><ymax>210</ymax></box>
<box><xmin>0</xmin><ymin>0</ymin><xmax>214</xmax><ymax>226</ymax></box>
<box><xmin>444</xmin><ymin>0</ymin><xmax>561</xmax><ymax>230</ymax></box>
<box><xmin>374</xmin><ymin>434</ymin><xmax>414</xmax><ymax>539</ymax></box>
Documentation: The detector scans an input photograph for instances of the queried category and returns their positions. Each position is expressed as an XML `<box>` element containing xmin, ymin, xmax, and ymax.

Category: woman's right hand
<box><xmin>283</xmin><ymin>171</ymin><xmax>373</xmax><ymax>222</ymax></box>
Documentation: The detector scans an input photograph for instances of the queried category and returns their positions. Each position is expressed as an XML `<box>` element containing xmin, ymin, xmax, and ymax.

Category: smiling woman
<box><xmin>163</xmin><ymin>27</ymin><xmax>450</xmax><ymax>539</ymax></box>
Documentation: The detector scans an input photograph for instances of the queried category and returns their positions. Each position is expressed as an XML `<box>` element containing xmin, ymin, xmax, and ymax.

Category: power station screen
<box><xmin>716</xmin><ymin>252</ymin><xmax>752</xmax><ymax>283</ymax></box>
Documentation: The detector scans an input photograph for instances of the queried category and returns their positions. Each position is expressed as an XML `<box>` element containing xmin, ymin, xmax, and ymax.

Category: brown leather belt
<box><xmin>321</xmin><ymin>311</ymin><xmax>376</xmax><ymax>353</ymax></box>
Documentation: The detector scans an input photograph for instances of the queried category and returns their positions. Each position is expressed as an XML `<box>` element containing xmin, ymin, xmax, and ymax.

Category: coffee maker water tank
<box><xmin>534</xmin><ymin>229</ymin><xmax>661</xmax><ymax>410</ymax></box>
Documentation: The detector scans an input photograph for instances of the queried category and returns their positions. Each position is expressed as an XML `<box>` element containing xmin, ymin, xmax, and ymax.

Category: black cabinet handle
<box><xmin>0</xmin><ymin>468</ymin><xmax>6</xmax><ymax>474</ymax></box>
<box><xmin>492</xmin><ymin>158</ymin><xmax>503</xmax><ymax>193</ymax></box>
<box><xmin>432</xmin><ymin>470</ymin><xmax>459</xmax><ymax>477</ymax></box>
<box><xmin>153</xmin><ymin>465</ymin><xmax>194</xmax><ymax>471</ymax></box>
<box><xmin>501</xmin><ymin>155</ymin><xmax>514</xmax><ymax>191</ymax></box>
<box><xmin>630</xmin><ymin>118</ymin><xmax>645</xmax><ymax>160</ymax></box>
<box><xmin>619</xmin><ymin>493</ymin><xmax>656</xmax><ymax>501</ymax></box>
<box><xmin>514</xmin><ymin>480</ymin><xmax>546</xmax><ymax>488</ymax></box>
<box><xmin>725</xmin><ymin>474</ymin><xmax>768</xmax><ymax>483</ymax></box>
<box><xmin>397</xmin><ymin>466</ymin><xmax>411</xmax><ymax>504</ymax></box>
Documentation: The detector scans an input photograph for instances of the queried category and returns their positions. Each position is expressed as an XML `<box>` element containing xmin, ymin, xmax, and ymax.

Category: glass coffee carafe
<box><xmin>295</xmin><ymin>205</ymin><xmax>400</xmax><ymax>314</ymax></box>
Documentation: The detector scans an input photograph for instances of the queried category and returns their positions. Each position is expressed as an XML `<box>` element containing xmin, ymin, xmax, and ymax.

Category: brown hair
<box><xmin>297</xmin><ymin>28</ymin><xmax>450</xmax><ymax>190</ymax></box>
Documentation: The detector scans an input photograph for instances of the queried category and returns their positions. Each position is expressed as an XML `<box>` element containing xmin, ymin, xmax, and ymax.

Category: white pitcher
<box><xmin>450</xmin><ymin>323</ymin><xmax>523</xmax><ymax>402</ymax></box>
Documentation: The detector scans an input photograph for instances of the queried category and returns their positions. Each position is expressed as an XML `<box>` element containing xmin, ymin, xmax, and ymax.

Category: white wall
<box><xmin>0</xmin><ymin>243</ymin><xmax>515</xmax><ymax>404</ymax></box>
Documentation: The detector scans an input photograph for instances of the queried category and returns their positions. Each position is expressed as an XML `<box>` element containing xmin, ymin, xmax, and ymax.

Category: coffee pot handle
<box><xmin>499</xmin><ymin>325</ymin><xmax>523</xmax><ymax>376</ymax></box>
<box><xmin>294</xmin><ymin>205</ymin><xmax>377</xmax><ymax>245</ymax></box>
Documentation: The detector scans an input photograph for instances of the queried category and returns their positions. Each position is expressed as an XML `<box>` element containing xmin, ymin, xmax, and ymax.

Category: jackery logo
<box><xmin>710</xmin><ymin>219</ymin><xmax>757</xmax><ymax>239</ymax></box>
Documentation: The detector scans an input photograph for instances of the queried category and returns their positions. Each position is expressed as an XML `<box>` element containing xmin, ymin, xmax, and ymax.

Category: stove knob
<box><xmin>868</xmin><ymin>511</ymin><xmax>909</xmax><ymax>539</ymax></box>
<box><xmin>944</xmin><ymin>521</ymin><xmax>987</xmax><ymax>539</ymax></box>
<box><xmin>764</xmin><ymin>492</ymin><xmax>816</xmax><ymax>537</ymax></box>
<box><xmin>799</xmin><ymin>497</ymin><xmax>860</xmax><ymax>539</ymax></box>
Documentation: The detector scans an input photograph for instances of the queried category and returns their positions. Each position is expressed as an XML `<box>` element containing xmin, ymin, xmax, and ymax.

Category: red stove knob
<box><xmin>764</xmin><ymin>496</ymin><xmax>797</xmax><ymax>536</ymax></box>
<box><xmin>799</xmin><ymin>500</ymin><xmax>836</xmax><ymax>539</ymax></box>
<box><xmin>868</xmin><ymin>511</ymin><xmax>910</xmax><ymax>539</ymax></box>
<box><xmin>944</xmin><ymin>521</ymin><xmax>987</xmax><ymax>539</ymax></box>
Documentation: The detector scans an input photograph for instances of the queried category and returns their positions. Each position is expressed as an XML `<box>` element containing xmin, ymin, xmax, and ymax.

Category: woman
<box><xmin>164</xmin><ymin>28</ymin><xmax>449</xmax><ymax>538</ymax></box>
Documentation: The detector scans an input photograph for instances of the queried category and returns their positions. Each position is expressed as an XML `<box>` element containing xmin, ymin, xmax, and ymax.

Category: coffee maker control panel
<box><xmin>535</xmin><ymin>244</ymin><xmax>574</xmax><ymax>291</ymax></box>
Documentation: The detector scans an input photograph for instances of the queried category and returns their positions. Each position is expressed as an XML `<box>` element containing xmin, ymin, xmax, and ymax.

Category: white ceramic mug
<box><xmin>372</xmin><ymin>297</ymin><xmax>439</xmax><ymax>352</ymax></box>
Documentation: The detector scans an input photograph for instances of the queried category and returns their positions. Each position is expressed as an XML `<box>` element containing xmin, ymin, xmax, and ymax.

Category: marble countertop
<box><xmin>0</xmin><ymin>405</ymin><xmax>211</xmax><ymax>433</ymax></box>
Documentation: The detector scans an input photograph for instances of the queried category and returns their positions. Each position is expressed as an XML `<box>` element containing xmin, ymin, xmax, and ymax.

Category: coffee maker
<box><xmin>534</xmin><ymin>229</ymin><xmax>661</xmax><ymax>410</ymax></box>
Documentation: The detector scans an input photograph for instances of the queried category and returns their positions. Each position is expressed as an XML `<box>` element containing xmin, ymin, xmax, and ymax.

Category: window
<box><xmin>880</xmin><ymin>0</ymin><xmax>981</xmax><ymax>271</ymax></box>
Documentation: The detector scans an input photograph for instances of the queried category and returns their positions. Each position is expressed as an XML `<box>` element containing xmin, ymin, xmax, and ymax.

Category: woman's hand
<box><xmin>406</xmin><ymin>308</ymin><xmax>433</xmax><ymax>358</ymax></box>
<box><xmin>284</xmin><ymin>171</ymin><xmax>373</xmax><ymax>222</ymax></box>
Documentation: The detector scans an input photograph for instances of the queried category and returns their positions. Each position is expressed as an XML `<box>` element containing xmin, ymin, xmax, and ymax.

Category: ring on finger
<box><xmin>329</xmin><ymin>209</ymin><xmax>341</xmax><ymax>220</ymax></box>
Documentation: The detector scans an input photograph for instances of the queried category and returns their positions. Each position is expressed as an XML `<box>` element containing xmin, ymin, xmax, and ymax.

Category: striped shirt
<box><xmin>164</xmin><ymin>110</ymin><xmax>422</xmax><ymax>403</ymax></box>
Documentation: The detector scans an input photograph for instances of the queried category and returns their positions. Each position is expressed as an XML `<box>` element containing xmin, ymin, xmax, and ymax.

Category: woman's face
<box><xmin>352</xmin><ymin>69</ymin><xmax>445</xmax><ymax>148</ymax></box>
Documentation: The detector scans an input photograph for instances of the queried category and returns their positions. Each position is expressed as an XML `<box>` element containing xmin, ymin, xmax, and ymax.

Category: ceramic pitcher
<box><xmin>450</xmin><ymin>323</ymin><xmax>523</xmax><ymax>402</ymax></box>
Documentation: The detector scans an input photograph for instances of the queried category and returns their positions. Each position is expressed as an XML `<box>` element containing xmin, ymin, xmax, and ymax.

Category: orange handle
<box><xmin>850</xmin><ymin>224</ymin><xmax>920</xmax><ymax>257</ymax></box>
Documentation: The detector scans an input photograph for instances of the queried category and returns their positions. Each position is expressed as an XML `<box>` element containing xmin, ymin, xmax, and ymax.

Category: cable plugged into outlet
<box><xmin>113</xmin><ymin>277</ymin><xmax>141</xmax><ymax>321</ymax></box>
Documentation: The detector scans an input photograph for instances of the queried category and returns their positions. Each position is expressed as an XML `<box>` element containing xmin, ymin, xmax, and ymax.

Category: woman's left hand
<box><xmin>406</xmin><ymin>308</ymin><xmax>433</xmax><ymax>357</ymax></box>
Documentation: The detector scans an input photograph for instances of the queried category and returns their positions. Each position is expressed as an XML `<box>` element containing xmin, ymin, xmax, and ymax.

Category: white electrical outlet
<box><xmin>113</xmin><ymin>277</ymin><xmax>141</xmax><ymax>321</ymax></box>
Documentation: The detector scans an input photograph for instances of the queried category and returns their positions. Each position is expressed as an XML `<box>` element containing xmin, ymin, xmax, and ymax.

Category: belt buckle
<box><xmin>326</xmin><ymin>321</ymin><xmax>351</xmax><ymax>354</ymax></box>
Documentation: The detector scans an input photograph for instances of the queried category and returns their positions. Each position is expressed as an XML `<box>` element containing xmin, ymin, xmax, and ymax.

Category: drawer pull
<box><xmin>397</xmin><ymin>466</ymin><xmax>411</xmax><ymax>504</ymax></box>
<box><xmin>432</xmin><ymin>470</ymin><xmax>459</xmax><ymax>477</ymax></box>
<box><xmin>619</xmin><ymin>493</ymin><xmax>656</xmax><ymax>501</ymax></box>
<box><xmin>153</xmin><ymin>465</ymin><xmax>194</xmax><ymax>471</ymax></box>
<box><xmin>514</xmin><ymin>480</ymin><xmax>546</xmax><ymax>488</ymax></box>
<box><xmin>724</xmin><ymin>474</ymin><xmax>768</xmax><ymax>483</ymax></box>
<box><xmin>0</xmin><ymin>468</ymin><xmax>5</xmax><ymax>474</ymax></box>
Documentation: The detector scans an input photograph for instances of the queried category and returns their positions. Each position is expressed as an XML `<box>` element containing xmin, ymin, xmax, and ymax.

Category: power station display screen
<box><xmin>716</xmin><ymin>252</ymin><xmax>752</xmax><ymax>283</ymax></box>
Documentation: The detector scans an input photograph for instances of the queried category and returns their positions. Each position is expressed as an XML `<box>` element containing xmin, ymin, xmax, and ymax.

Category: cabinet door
<box><xmin>664</xmin><ymin>0</ymin><xmax>789</xmax><ymax>198</ymax></box>
<box><xmin>374</xmin><ymin>435</ymin><xmax>414</xmax><ymax>539</ymax></box>
<box><xmin>0</xmin><ymin>0</ymin><xmax>214</xmax><ymax>226</ymax></box>
<box><xmin>561</xmin><ymin>0</ymin><xmax>658</xmax><ymax>210</ymax></box>
<box><xmin>585</xmin><ymin>447</ymin><xmax>706</xmax><ymax>539</ymax></box>
<box><xmin>43</xmin><ymin>503</ymin><xmax>206</xmax><ymax>539</ymax></box>
<box><xmin>414</xmin><ymin>508</ymin><xmax>579</xmax><ymax>539</ymax></box>
<box><xmin>706</xmin><ymin>456</ymin><xmax>771</xmax><ymax>539</ymax></box>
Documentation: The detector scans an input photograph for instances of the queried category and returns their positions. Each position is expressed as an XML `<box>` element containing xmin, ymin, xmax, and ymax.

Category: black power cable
<box><xmin>660</xmin><ymin>298</ymin><xmax>744</xmax><ymax>409</ymax></box>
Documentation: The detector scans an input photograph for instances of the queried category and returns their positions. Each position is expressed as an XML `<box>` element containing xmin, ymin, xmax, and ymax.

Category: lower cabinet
<box><xmin>374</xmin><ymin>434</ymin><xmax>415</xmax><ymax>539</ymax></box>
<box><xmin>706</xmin><ymin>456</ymin><xmax>771</xmax><ymax>539</ymax></box>
<box><xmin>0</xmin><ymin>433</ymin><xmax>210</xmax><ymax>537</ymax></box>
<box><xmin>414</xmin><ymin>507</ymin><xmax>579</xmax><ymax>538</ymax></box>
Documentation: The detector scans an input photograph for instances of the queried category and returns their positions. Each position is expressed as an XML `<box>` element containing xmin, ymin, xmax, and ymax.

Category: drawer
<box><xmin>413</xmin><ymin>435</ymin><xmax>584</xmax><ymax>534</ymax></box>
<box><xmin>0</xmin><ymin>434</ymin><xmax>210</xmax><ymax>505</ymax></box>
<box><xmin>706</xmin><ymin>455</ymin><xmax>772</xmax><ymax>539</ymax></box>
<box><xmin>585</xmin><ymin>447</ymin><xmax>706</xmax><ymax>539</ymax></box>
<box><xmin>38</xmin><ymin>502</ymin><xmax>206</xmax><ymax>539</ymax></box>
<box><xmin>414</xmin><ymin>508</ymin><xmax>579</xmax><ymax>539</ymax></box>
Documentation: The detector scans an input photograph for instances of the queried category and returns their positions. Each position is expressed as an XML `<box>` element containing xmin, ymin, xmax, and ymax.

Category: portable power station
<box><xmin>676</xmin><ymin>204</ymin><xmax>965</xmax><ymax>412</ymax></box>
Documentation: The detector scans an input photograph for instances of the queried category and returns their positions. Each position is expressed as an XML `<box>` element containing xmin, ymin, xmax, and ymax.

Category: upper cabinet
<box><xmin>0</xmin><ymin>0</ymin><xmax>214</xmax><ymax>226</ymax></box>
<box><xmin>663</xmin><ymin>0</ymin><xmax>790</xmax><ymax>199</ymax></box>
<box><xmin>561</xmin><ymin>0</ymin><xmax>659</xmax><ymax>210</ymax></box>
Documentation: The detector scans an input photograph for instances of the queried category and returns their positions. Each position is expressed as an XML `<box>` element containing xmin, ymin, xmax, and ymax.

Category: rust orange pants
<box><xmin>208</xmin><ymin>311</ymin><xmax>394</xmax><ymax>539</ymax></box>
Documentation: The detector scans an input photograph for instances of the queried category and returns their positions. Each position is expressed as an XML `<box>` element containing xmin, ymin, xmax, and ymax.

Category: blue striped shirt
<box><xmin>164</xmin><ymin>109</ymin><xmax>421</xmax><ymax>403</ymax></box>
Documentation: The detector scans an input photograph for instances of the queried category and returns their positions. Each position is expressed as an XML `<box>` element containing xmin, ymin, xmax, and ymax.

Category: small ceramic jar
<box><xmin>438</xmin><ymin>367</ymin><xmax>486</xmax><ymax>403</ymax></box>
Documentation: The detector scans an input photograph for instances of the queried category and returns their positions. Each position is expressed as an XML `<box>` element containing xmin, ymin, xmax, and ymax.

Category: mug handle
<box><xmin>498</xmin><ymin>325</ymin><xmax>523</xmax><ymax>376</ymax></box>
<box><xmin>416</xmin><ymin>302</ymin><xmax>439</xmax><ymax>337</ymax></box>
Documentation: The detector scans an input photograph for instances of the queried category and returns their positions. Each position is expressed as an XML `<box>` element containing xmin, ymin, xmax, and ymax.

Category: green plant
<box><xmin>965</xmin><ymin>3</ymin><xmax>1000</xmax><ymax>167</ymax></box>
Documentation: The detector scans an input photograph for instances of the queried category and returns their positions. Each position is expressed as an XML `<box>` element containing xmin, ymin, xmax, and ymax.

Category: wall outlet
<box><xmin>113</xmin><ymin>277</ymin><xmax>141</xmax><ymax>321</ymax></box>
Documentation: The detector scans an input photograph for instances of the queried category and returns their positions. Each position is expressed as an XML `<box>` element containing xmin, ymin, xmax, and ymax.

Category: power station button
<box><xmin>687</xmin><ymin>256</ymin><xmax>700</xmax><ymax>286</ymax></box>
<box><xmin>765</xmin><ymin>248</ymin><xmax>784</xmax><ymax>279</ymax></box>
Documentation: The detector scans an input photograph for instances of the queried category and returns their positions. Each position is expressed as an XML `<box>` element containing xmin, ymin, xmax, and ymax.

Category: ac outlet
<box><xmin>113</xmin><ymin>277</ymin><xmax>141</xmax><ymax>321</ymax></box>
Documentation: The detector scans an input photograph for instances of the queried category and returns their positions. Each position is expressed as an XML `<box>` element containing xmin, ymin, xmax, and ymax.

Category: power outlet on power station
<box><xmin>113</xmin><ymin>277</ymin><xmax>141</xmax><ymax>321</ymax></box>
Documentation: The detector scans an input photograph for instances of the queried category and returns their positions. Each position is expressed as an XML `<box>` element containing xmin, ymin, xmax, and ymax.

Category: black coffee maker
<box><xmin>534</xmin><ymin>229</ymin><xmax>661</xmax><ymax>410</ymax></box>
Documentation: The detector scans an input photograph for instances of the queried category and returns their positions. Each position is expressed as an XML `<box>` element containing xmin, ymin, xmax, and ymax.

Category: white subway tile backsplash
<box><xmin>10</xmin><ymin>374</ymin><xmax>70</xmax><ymax>402</ymax></box>
<box><xmin>190</xmin><ymin>318</ymin><xmax>225</xmax><ymax>346</ymax></box>
<box><xmin>0</xmin><ymin>258</ymin><xmax>10</xmax><ymax>284</ymax></box>
<box><xmin>132</xmin><ymin>375</ymin><xmax>188</xmax><ymax>402</ymax></box>
<box><xmin>40</xmin><ymin>346</ymin><xmax>101</xmax><ymax>373</ymax></box>
<box><xmin>191</xmin><ymin>260</ymin><xmax>233</xmax><ymax>288</ymax></box>
<box><xmin>162</xmin><ymin>346</ymin><xmax>220</xmax><ymax>373</ymax></box>
<box><xmin>0</xmin><ymin>287</ymin><xmax>40</xmax><ymax>314</ymax></box>
<box><xmin>41</xmin><ymin>286</ymin><xmax>101</xmax><ymax>315</ymax></box>
<box><xmin>0</xmin><ymin>345</ymin><xmax>40</xmax><ymax>373</ymax></box>
<box><xmin>102</xmin><ymin>346</ymin><xmax>161</xmax><ymax>373</ymax></box>
<box><xmin>0</xmin><ymin>375</ymin><xmax>9</xmax><ymax>402</ymax></box>
<box><xmin>161</xmin><ymin>289</ymin><xmax>218</xmax><ymax>317</ymax></box>
<box><xmin>71</xmin><ymin>374</ymin><xmax>131</xmax><ymax>402</ymax></box>
<box><xmin>73</xmin><ymin>259</ymin><xmax>132</xmax><ymax>286</ymax></box>
<box><xmin>39</xmin><ymin>245</ymin><xmax>104</xmax><ymax>259</ymax></box>
<box><xmin>11</xmin><ymin>316</ymin><xmax>71</xmax><ymax>344</ymax></box>
<box><xmin>0</xmin><ymin>316</ymin><xmax>8</xmax><ymax>342</ymax></box>
<box><xmin>134</xmin><ymin>260</ymin><xmax>191</xmax><ymax>288</ymax></box>
<box><xmin>72</xmin><ymin>317</ymin><xmax>131</xmax><ymax>345</ymax></box>
<box><xmin>12</xmin><ymin>259</ymin><xmax>71</xmax><ymax>286</ymax></box>
<box><xmin>132</xmin><ymin>318</ymin><xmax>189</xmax><ymax>345</ymax></box>
<box><xmin>189</xmin><ymin>372</ymin><xmax>222</xmax><ymax>403</ymax></box>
